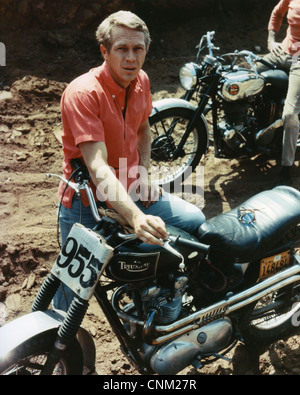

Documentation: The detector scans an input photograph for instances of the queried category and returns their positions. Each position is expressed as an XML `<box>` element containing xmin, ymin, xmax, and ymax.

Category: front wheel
<box><xmin>0</xmin><ymin>329</ymin><xmax>83</xmax><ymax>375</ymax></box>
<box><xmin>149</xmin><ymin>107</ymin><xmax>208</xmax><ymax>191</ymax></box>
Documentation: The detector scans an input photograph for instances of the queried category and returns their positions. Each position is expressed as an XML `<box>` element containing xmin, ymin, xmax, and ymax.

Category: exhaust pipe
<box><xmin>153</xmin><ymin>257</ymin><xmax>300</xmax><ymax>345</ymax></box>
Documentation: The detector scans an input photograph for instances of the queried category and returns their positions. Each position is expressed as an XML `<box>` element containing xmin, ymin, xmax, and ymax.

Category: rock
<box><xmin>0</xmin><ymin>91</ymin><xmax>12</xmax><ymax>101</ymax></box>
<box><xmin>0</xmin><ymin>286</ymin><xmax>7</xmax><ymax>301</ymax></box>
<box><xmin>21</xmin><ymin>278</ymin><xmax>27</xmax><ymax>289</ymax></box>
<box><xmin>1</xmin><ymin>259</ymin><xmax>11</xmax><ymax>275</ymax></box>
<box><xmin>11</xmin><ymin>130</ymin><xmax>22</xmax><ymax>137</ymax></box>
<box><xmin>14</xmin><ymin>151</ymin><xmax>28</xmax><ymax>161</ymax></box>
<box><xmin>14</xmin><ymin>125</ymin><xmax>31</xmax><ymax>134</ymax></box>
<box><xmin>0</xmin><ymin>302</ymin><xmax>7</xmax><ymax>326</ymax></box>
<box><xmin>38</xmin><ymin>267</ymin><xmax>48</xmax><ymax>276</ymax></box>
<box><xmin>0</xmin><ymin>124</ymin><xmax>10</xmax><ymax>133</ymax></box>
<box><xmin>89</xmin><ymin>324</ymin><xmax>97</xmax><ymax>337</ymax></box>
<box><xmin>26</xmin><ymin>273</ymin><xmax>36</xmax><ymax>289</ymax></box>
<box><xmin>5</xmin><ymin>293</ymin><xmax>22</xmax><ymax>312</ymax></box>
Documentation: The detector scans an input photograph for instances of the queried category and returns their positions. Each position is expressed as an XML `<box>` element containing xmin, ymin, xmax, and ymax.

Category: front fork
<box><xmin>174</xmin><ymin>76</ymin><xmax>221</xmax><ymax>159</ymax></box>
<box><xmin>31</xmin><ymin>273</ymin><xmax>146</xmax><ymax>374</ymax></box>
<box><xmin>31</xmin><ymin>273</ymin><xmax>89</xmax><ymax>374</ymax></box>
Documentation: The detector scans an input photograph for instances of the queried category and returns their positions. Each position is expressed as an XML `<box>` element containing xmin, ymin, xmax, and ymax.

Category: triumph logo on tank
<box><xmin>119</xmin><ymin>260</ymin><xmax>151</xmax><ymax>272</ymax></box>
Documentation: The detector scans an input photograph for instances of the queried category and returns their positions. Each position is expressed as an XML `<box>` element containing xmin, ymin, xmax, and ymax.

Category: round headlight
<box><xmin>179</xmin><ymin>62</ymin><xmax>197</xmax><ymax>90</ymax></box>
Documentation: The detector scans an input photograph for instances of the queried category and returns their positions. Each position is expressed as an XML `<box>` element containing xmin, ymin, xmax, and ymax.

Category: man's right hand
<box><xmin>132</xmin><ymin>212</ymin><xmax>168</xmax><ymax>245</ymax></box>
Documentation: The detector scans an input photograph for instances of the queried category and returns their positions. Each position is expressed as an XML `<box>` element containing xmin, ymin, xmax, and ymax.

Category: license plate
<box><xmin>259</xmin><ymin>250</ymin><xmax>291</xmax><ymax>280</ymax></box>
<box><xmin>51</xmin><ymin>223</ymin><xmax>114</xmax><ymax>300</ymax></box>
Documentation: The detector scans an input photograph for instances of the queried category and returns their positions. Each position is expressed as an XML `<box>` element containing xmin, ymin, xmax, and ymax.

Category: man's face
<box><xmin>101</xmin><ymin>25</ymin><xmax>148</xmax><ymax>89</ymax></box>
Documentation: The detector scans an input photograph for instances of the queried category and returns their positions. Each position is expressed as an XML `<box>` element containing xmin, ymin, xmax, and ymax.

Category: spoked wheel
<box><xmin>241</xmin><ymin>279</ymin><xmax>300</xmax><ymax>345</ymax></box>
<box><xmin>149</xmin><ymin>107</ymin><xmax>208</xmax><ymax>191</ymax></box>
<box><xmin>0</xmin><ymin>329</ymin><xmax>83</xmax><ymax>375</ymax></box>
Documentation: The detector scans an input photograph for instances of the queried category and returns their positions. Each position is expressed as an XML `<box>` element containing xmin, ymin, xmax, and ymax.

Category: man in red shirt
<box><xmin>54</xmin><ymin>11</ymin><xmax>206</xmax><ymax>310</ymax></box>
<box><xmin>257</xmin><ymin>0</ymin><xmax>300</xmax><ymax>185</ymax></box>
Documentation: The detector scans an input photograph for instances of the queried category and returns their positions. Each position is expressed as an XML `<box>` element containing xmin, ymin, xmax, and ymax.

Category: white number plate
<box><xmin>51</xmin><ymin>223</ymin><xmax>114</xmax><ymax>300</ymax></box>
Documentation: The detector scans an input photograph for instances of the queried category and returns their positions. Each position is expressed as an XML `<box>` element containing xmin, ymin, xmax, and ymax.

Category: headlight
<box><xmin>179</xmin><ymin>62</ymin><xmax>197</xmax><ymax>90</ymax></box>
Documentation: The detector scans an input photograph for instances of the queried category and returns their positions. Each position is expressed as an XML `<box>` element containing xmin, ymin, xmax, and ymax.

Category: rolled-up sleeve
<box><xmin>61</xmin><ymin>89</ymin><xmax>105</xmax><ymax>146</ymax></box>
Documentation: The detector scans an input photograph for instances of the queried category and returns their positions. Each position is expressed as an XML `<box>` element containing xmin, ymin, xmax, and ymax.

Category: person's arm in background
<box><xmin>267</xmin><ymin>0</ymin><xmax>289</xmax><ymax>54</ymax></box>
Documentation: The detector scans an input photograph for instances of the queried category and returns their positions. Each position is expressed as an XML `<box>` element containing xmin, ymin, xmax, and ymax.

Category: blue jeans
<box><xmin>53</xmin><ymin>193</ymin><xmax>205</xmax><ymax>311</ymax></box>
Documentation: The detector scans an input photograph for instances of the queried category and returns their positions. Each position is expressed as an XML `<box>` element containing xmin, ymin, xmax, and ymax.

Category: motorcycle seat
<box><xmin>197</xmin><ymin>186</ymin><xmax>300</xmax><ymax>263</ymax></box>
<box><xmin>260</xmin><ymin>69</ymin><xmax>288</xmax><ymax>92</ymax></box>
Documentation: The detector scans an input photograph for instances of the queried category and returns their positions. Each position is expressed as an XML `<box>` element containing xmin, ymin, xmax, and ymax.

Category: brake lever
<box><xmin>46</xmin><ymin>173</ymin><xmax>81</xmax><ymax>195</ymax></box>
<box><xmin>163</xmin><ymin>239</ymin><xmax>185</xmax><ymax>271</ymax></box>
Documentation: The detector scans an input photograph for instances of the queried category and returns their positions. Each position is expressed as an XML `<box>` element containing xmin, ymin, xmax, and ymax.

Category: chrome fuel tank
<box><xmin>220</xmin><ymin>69</ymin><xmax>264</xmax><ymax>101</ymax></box>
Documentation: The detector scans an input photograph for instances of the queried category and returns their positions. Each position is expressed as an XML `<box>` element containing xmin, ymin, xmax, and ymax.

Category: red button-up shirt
<box><xmin>58</xmin><ymin>62</ymin><xmax>153</xmax><ymax>208</ymax></box>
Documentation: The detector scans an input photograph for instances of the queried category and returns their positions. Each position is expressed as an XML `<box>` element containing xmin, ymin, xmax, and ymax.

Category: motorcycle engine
<box><xmin>112</xmin><ymin>273</ymin><xmax>189</xmax><ymax>329</ymax></box>
<box><xmin>139</xmin><ymin>274</ymin><xmax>189</xmax><ymax>324</ymax></box>
<box><xmin>216</xmin><ymin>68</ymin><xmax>264</xmax><ymax>155</ymax></box>
<box><xmin>112</xmin><ymin>270</ymin><xmax>233</xmax><ymax>375</ymax></box>
<box><xmin>218</xmin><ymin>100</ymin><xmax>256</xmax><ymax>153</ymax></box>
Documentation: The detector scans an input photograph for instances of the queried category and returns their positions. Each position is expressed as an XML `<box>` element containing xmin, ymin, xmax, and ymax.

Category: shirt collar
<box><xmin>98</xmin><ymin>61</ymin><xmax>143</xmax><ymax>97</ymax></box>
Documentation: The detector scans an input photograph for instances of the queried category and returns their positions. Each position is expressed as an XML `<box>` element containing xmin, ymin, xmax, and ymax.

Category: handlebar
<box><xmin>217</xmin><ymin>51</ymin><xmax>266</xmax><ymax>75</ymax></box>
<box><xmin>232</xmin><ymin>50</ymin><xmax>277</xmax><ymax>70</ymax></box>
<box><xmin>196</xmin><ymin>31</ymin><xmax>220</xmax><ymax>63</ymax></box>
<box><xmin>169</xmin><ymin>234</ymin><xmax>210</xmax><ymax>254</ymax></box>
<box><xmin>47</xmin><ymin>165</ymin><xmax>211</xmax><ymax>257</ymax></box>
<box><xmin>255</xmin><ymin>56</ymin><xmax>277</xmax><ymax>70</ymax></box>
<box><xmin>196</xmin><ymin>32</ymin><xmax>277</xmax><ymax>72</ymax></box>
<box><xmin>46</xmin><ymin>171</ymin><xmax>102</xmax><ymax>222</ymax></box>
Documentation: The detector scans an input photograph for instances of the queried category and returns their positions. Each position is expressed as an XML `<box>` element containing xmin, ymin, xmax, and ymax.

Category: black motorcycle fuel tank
<box><xmin>105</xmin><ymin>226</ymin><xmax>200</xmax><ymax>282</ymax></box>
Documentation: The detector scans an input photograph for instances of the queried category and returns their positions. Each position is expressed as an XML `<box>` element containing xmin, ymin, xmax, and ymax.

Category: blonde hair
<box><xmin>95</xmin><ymin>11</ymin><xmax>151</xmax><ymax>52</ymax></box>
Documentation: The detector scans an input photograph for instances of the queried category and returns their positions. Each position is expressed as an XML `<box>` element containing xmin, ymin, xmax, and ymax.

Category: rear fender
<box><xmin>150</xmin><ymin>98</ymin><xmax>210</xmax><ymax>150</ymax></box>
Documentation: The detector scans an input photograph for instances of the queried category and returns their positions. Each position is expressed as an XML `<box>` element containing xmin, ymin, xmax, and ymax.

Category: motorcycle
<box><xmin>149</xmin><ymin>31</ymin><xmax>300</xmax><ymax>189</ymax></box>
<box><xmin>1</xmin><ymin>162</ymin><xmax>300</xmax><ymax>375</ymax></box>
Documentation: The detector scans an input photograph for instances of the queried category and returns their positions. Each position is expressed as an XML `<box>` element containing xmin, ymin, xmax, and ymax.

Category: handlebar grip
<box><xmin>172</xmin><ymin>235</ymin><xmax>210</xmax><ymax>254</ymax></box>
<box><xmin>71</xmin><ymin>158</ymin><xmax>83</xmax><ymax>170</ymax></box>
<box><xmin>257</xmin><ymin>56</ymin><xmax>277</xmax><ymax>70</ymax></box>
<box><xmin>70</xmin><ymin>158</ymin><xmax>90</xmax><ymax>183</ymax></box>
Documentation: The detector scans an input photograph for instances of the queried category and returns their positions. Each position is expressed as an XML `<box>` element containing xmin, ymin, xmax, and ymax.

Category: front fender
<box><xmin>150</xmin><ymin>98</ymin><xmax>210</xmax><ymax>149</ymax></box>
<box><xmin>151</xmin><ymin>97</ymin><xmax>197</xmax><ymax>115</ymax></box>
<box><xmin>0</xmin><ymin>309</ymin><xmax>66</xmax><ymax>360</ymax></box>
<box><xmin>0</xmin><ymin>309</ymin><xmax>96</xmax><ymax>372</ymax></box>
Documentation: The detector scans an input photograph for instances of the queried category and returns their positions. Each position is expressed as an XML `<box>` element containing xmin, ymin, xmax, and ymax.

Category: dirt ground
<box><xmin>1</xmin><ymin>8</ymin><xmax>300</xmax><ymax>376</ymax></box>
